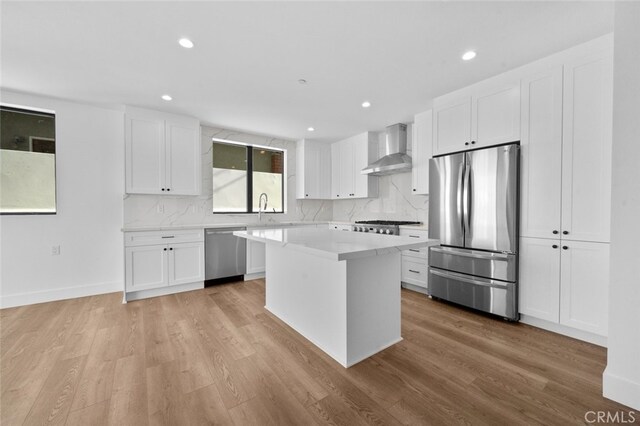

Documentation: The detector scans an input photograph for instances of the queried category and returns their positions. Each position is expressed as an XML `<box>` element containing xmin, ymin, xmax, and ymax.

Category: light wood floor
<box><xmin>1</xmin><ymin>279</ymin><xmax>635</xmax><ymax>425</ymax></box>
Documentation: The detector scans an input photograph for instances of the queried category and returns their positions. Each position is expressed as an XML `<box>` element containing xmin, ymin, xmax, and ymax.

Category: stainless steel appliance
<box><xmin>428</xmin><ymin>143</ymin><xmax>520</xmax><ymax>320</ymax></box>
<box><xmin>205</xmin><ymin>227</ymin><xmax>247</xmax><ymax>282</ymax></box>
<box><xmin>361</xmin><ymin>124</ymin><xmax>412</xmax><ymax>176</ymax></box>
<box><xmin>352</xmin><ymin>220</ymin><xmax>422</xmax><ymax>235</ymax></box>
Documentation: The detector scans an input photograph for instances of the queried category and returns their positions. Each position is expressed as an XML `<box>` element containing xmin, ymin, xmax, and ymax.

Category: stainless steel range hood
<box><xmin>361</xmin><ymin>123</ymin><xmax>411</xmax><ymax>176</ymax></box>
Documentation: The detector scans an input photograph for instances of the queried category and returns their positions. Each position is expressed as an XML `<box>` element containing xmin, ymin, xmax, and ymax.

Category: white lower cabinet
<box><xmin>399</xmin><ymin>229</ymin><xmax>429</xmax><ymax>292</ymax></box>
<box><xmin>246</xmin><ymin>239</ymin><xmax>266</xmax><ymax>275</ymax></box>
<box><xmin>519</xmin><ymin>237</ymin><xmax>609</xmax><ymax>337</ymax></box>
<box><xmin>124</xmin><ymin>230</ymin><xmax>204</xmax><ymax>296</ymax></box>
<box><xmin>559</xmin><ymin>240</ymin><xmax>609</xmax><ymax>336</ymax></box>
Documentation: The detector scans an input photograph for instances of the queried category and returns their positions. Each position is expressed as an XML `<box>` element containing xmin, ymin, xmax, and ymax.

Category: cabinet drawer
<box><xmin>403</xmin><ymin>246</ymin><xmax>428</xmax><ymax>259</ymax></box>
<box><xmin>399</xmin><ymin>228</ymin><xmax>429</xmax><ymax>240</ymax></box>
<box><xmin>402</xmin><ymin>257</ymin><xmax>428</xmax><ymax>287</ymax></box>
<box><xmin>124</xmin><ymin>229</ymin><xmax>204</xmax><ymax>247</ymax></box>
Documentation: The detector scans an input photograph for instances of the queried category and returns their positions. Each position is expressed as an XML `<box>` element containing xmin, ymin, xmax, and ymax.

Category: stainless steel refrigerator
<box><xmin>428</xmin><ymin>143</ymin><xmax>520</xmax><ymax>320</ymax></box>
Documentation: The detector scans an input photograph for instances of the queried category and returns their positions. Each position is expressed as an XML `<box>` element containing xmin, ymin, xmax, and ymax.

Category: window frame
<box><xmin>0</xmin><ymin>104</ymin><xmax>58</xmax><ymax>216</ymax></box>
<box><xmin>211</xmin><ymin>138</ymin><xmax>285</xmax><ymax>215</ymax></box>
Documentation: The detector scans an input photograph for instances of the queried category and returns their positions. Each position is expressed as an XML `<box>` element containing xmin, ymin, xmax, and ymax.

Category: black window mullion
<box><xmin>246</xmin><ymin>146</ymin><xmax>253</xmax><ymax>213</ymax></box>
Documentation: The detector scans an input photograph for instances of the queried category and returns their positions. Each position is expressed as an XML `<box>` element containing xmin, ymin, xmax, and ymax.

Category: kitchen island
<box><xmin>234</xmin><ymin>227</ymin><xmax>438</xmax><ymax>367</ymax></box>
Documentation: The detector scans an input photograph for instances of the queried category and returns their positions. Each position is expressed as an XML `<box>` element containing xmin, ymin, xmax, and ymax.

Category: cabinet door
<box><xmin>559</xmin><ymin>241</ymin><xmax>609</xmax><ymax>336</ymax></box>
<box><xmin>125</xmin><ymin>116</ymin><xmax>165</xmax><ymax>194</ymax></box>
<box><xmin>412</xmin><ymin>111</ymin><xmax>432</xmax><ymax>195</ymax></box>
<box><xmin>520</xmin><ymin>67</ymin><xmax>563</xmax><ymax>239</ymax></box>
<box><xmin>352</xmin><ymin>135</ymin><xmax>372</xmax><ymax>198</ymax></box>
<box><xmin>401</xmin><ymin>256</ymin><xmax>428</xmax><ymax>288</ymax></box>
<box><xmin>338</xmin><ymin>141</ymin><xmax>354</xmax><ymax>198</ymax></box>
<box><xmin>301</xmin><ymin>141</ymin><xmax>331</xmax><ymax>199</ymax></box>
<box><xmin>165</xmin><ymin>122</ymin><xmax>200</xmax><ymax>195</ymax></box>
<box><xmin>246</xmin><ymin>239</ymin><xmax>266</xmax><ymax>275</ymax></box>
<box><xmin>125</xmin><ymin>245</ymin><xmax>167</xmax><ymax>292</ymax></box>
<box><xmin>433</xmin><ymin>96</ymin><xmax>471</xmax><ymax>155</ymax></box>
<box><xmin>561</xmin><ymin>51</ymin><xmax>613</xmax><ymax>243</ymax></box>
<box><xmin>472</xmin><ymin>80</ymin><xmax>520</xmax><ymax>148</ymax></box>
<box><xmin>331</xmin><ymin>143</ymin><xmax>341</xmax><ymax>199</ymax></box>
<box><xmin>168</xmin><ymin>242</ymin><xmax>204</xmax><ymax>286</ymax></box>
<box><xmin>518</xmin><ymin>237</ymin><xmax>561</xmax><ymax>322</ymax></box>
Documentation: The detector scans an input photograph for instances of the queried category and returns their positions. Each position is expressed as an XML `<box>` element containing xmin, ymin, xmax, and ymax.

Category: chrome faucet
<box><xmin>258</xmin><ymin>192</ymin><xmax>268</xmax><ymax>221</ymax></box>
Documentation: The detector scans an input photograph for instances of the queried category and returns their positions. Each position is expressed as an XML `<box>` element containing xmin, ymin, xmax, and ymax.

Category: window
<box><xmin>212</xmin><ymin>141</ymin><xmax>284</xmax><ymax>213</ymax></box>
<box><xmin>0</xmin><ymin>105</ymin><xmax>57</xmax><ymax>214</ymax></box>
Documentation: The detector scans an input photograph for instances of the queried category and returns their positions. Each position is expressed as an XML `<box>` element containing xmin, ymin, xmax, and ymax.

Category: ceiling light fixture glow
<box><xmin>361</xmin><ymin>101</ymin><xmax>371</xmax><ymax>108</ymax></box>
<box><xmin>178</xmin><ymin>38</ymin><xmax>194</xmax><ymax>49</ymax></box>
<box><xmin>307</xmin><ymin>127</ymin><xmax>315</xmax><ymax>132</ymax></box>
<box><xmin>462</xmin><ymin>50</ymin><xmax>477</xmax><ymax>61</ymax></box>
<box><xmin>161</xmin><ymin>94</ymin><xmax>172</xmax><ymax>101</ymax></box>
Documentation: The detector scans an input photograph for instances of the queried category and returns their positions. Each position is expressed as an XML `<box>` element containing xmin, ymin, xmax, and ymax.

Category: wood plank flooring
<box><xmin>1</xmin><ymin>279</ymin><xmax>635</xmax><ymax>425</ymax></box>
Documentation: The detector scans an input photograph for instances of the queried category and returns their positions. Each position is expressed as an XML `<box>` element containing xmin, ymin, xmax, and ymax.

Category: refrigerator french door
<box><xmin>428</xmin><ymin>143</ymin><xmax>520</xmax><ymax>320</ymax></box>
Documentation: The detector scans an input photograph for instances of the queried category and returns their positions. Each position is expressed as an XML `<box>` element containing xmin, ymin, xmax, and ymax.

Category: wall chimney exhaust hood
<box><xmin>361</xmin><ymin>123</ymin><xmax>411</xmax><ymax>176</ymax></box>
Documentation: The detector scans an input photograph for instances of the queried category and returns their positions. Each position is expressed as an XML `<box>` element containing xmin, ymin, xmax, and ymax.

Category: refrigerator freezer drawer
<box><xmin>429</xmin><ymin>246</ymin><xmax>517</xmax><ymax>282</ymax></box>
<box><xmin>428</xmin><ymin>267</ymin><xmax>517</xmax><ymax>320</ymax></box>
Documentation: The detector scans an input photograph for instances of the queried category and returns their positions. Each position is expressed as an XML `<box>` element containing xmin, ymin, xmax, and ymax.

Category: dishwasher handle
<box><xmin>206</xmin><ymin>227</ymin><xmax>247</xmax><ymax>235</ymax></box>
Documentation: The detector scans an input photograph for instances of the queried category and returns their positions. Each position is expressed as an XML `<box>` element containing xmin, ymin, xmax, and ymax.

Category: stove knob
<box><xmin>388</xmin><ymin>229</ymin><xmax>394</xmax><ymax>235</ymax></box>
<box><xmin>385</xmin><ymin>229</ymin><xmax>391</xmax><ymax>234</ymax></box>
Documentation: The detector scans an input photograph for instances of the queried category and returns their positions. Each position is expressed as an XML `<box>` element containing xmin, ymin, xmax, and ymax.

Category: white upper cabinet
<box><xmin>331</xmin><ymin>132</ymin><xmax>378</xmax><ymax>199</ymax></box>
<box><xmin>472</xmin><ymin>78</ymin><xmax>520</xmax><ymax>148</ymax></box>
<box><xmin>296</xmin><ymin>139</ymin><xmax>331</xmax><ymax>199</ymax></box>
<box><xmin>412</xmin><ymin>110</ymin><xmax>432</xmax><ymax>195</ymax></box>
<box><xmin>433</xmin><ymin>77</ymin><xmax>520</xmax><ymax>156</ymax></box>
<box><xmin>561</xmin><ymin>49</ymin><xmax>613</xmax><ymax>243</ymax></box>
<box><xmin>520</xmin><ymin>66</ymin><xmax>564</xmax><ymax>239</ymax></box>
<box><xmin>125</xmin><ymin>106</ymin><xmax>201</xmax><ymax>195</ymax></box>
<box><xmin>433</xmin><ymin>96</ymin><xmax>471</xmax><ymax>155</ymax></box>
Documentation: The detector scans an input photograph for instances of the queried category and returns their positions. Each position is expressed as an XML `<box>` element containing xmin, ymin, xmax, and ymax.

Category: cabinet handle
<box><xmin>465</xmin><ymin>142</ymin><xmax>470</xmax><ymax>146</ymax></box>
<box><xmin>552</xmin><ymin>245</ymin><xmax>558</xmax><ymax>249</ymax></box>
<box><xmin>167</xmin><ymin>188</ymin><xmax>171</xmax><ymax>192</ymax></box>
<box><xmin>552</xmin><ymin>230</ymin><xmax>559</xmax><ymax>234</ymax></box>
<box><xmin>471</xmin><ymin>141</ymin><xmax>476</xmax><ymax>145</ymax></box>
<box><xmin>413</xmin><ymin>189</ymin><xmax>416</xmax><ymax>192</ymax></box>
<box><xmin>337</xmin><ymin>195</ymin><xmax>340</xmax><ymax>197</ymax></box>
<box><xmin>305</xmin><ymin>194</ymin><xmax>309</xmax><ymax>197</ymax></box>
<box><xmin>409</xmin><ymin>269</ymin><xmax>421</xmax><ymax>274</ymax></box>
<box><xmin>409</xmin><ymin>249</ymin><xmax>420</xmax><ymax>252</ymax></box>
<box><xmin>562</xmin><ymin>246</ymin><xmax>569</xmax><ymax>250</ymax></box>
<box><xmin>169</xmin><ymin>247</ymin><xmax>173</xmax><ymax>251</ymax></box>
<box><xmin>163</xmin><ymin>248</ymin><xmax>167</xmax><ymax>251</ymax></box>
<box><xmin>161</xmin><ymin>188</ymin><xmax>165</xmax><ymax>191</ymax></box>
<box><xmin>409</xmin><ymin>235</ymin><xmax>420</xmax><ymax>238</ymax></box>
<box><xmin>161</xmin><ymin>236</ymin><xmax>175</xmax><ymax>239</ymax></box>
<box><xmin>563</xmin><ymin>230</ymin><xmax>569</xmax><ymax>235</ymax></box>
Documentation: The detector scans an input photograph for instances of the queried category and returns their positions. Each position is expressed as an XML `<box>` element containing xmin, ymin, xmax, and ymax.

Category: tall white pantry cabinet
<box><xmin>518</xmin><ymin>36</ymin><xmax>613</xmax><ymax>341</ymax></box>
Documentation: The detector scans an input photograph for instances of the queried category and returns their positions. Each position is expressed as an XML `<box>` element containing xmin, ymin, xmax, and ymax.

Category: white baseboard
<box><xmin>401</xmin><ymin>282</ymin><xmax>429</xmax><ymax>295</ymax></box>
<box><xmin>244</xmin><ymin>272</ymin><xmax>265</xmax><ymax>281</ymax></box>
<box><xmin>520</xmin><ymin>314</ymin><xmax>608</xmax><ymax>347</ymax></box>
<box><xmin>0</xmin><ymin>281</ymin><xmax>123</xmax><ymax>309</ymax></box>
<box><xmin>603</xmin><ymin>367</ymin><xmax>640</xmax><ymax>410</ymax></box>
<box><xmin>124</xmin><ymin>281</ymin><xmax>203</xmax><ymax>302</ymax></box>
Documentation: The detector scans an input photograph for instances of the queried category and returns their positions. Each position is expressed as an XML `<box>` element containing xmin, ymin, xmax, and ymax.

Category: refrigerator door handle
<box><xmin>457</xmin><ymin>164</ymin><xmax>465</xmax><ymax>234</ymax></box>
<box><xmin>462</xmin><ymin>164</ymin><xmax>471</xmax><ymax>234</ymax></box>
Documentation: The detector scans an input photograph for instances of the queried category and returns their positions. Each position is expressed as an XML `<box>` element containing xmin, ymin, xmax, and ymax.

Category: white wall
<box><xmin>0</xmin><ymin>91</ymin><xmax>124</xmax><ymax>308</ymax></box>
<box><xmin>333</xmin><ymin>127</ymin><xmax>429</xmax><ymax>224</ymax></box>
<box><xmin>123</xmin><ymin>125</ymin><xmax>332</xmax><ymax>228</ymax></box>
<box><xmin>603</xmin><ymin>2</ymin><xmax>640</xmax><ymax>410</ymax></box>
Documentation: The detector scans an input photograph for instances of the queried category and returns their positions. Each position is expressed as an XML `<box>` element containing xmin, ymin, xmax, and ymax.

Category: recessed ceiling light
<box><xmin>161</xmin><ymin>94</ymin><xmax>172</xmax><ymax>101</ymax></box>
<box><xmin>462</xmin><ymin>50</ymin><xmax>477</xmax><ymax>61</ymax></box>
<box><xmin>307</xmin><ymin>127</ymin><xmax>315</xmax><ymax>132</ymax></box>
<box><xmin>298</xmin><ymin>79</ymin><xmax>307</xmax><ymax>85</ymax></box>
<box><xmin>361</xmin><ymin>101</ymin><xmax>371</xmax><ymax>108</ymax></box>
<box><xmin>178</xmin><ymin>38</ymin><xmax>194</xmax><ymax>49</ymax></box>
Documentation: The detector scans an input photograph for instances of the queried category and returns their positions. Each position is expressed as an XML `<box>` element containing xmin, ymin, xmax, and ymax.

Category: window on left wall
<box><xmin>0</xmin><ymin>105</ymin><xmax>57</xmax><ymax>214</ymax></box>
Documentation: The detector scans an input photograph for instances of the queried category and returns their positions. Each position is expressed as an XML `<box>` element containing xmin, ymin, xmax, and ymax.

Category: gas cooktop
<box><xmin>355</xmin><ymin>220</ymin><xmax>422</xmax><ymax>226</ymax></box>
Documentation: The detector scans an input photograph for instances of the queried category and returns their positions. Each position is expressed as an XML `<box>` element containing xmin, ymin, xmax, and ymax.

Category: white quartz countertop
<box><xmin>234</xmin><ymin>227</ymin><xmax>439</xmax><ymax>261</ymax></box>
<box><xmin>121</xmin><ymin>221</ymin><xmax>328</xmax><ymax>233</ymax></box>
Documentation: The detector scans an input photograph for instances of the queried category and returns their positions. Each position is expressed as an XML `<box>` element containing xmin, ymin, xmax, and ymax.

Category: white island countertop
<box><xmin>234</xmin><ymin>227</ymin><xmax>438</xmax><ymax>261</ymax></box>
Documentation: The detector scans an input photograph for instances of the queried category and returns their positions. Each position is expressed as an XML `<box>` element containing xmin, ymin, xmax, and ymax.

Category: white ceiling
<box><xmin>1</xmin><ymin>1</ymin><xmax>613</xmax><ymax>142</ymax></box>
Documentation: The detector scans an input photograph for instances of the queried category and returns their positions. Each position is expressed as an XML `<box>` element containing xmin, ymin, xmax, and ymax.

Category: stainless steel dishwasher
<box><xmin>205</xmin><ymin>227</ymin><xmax>246</xmax><ymax>283</ymax></box>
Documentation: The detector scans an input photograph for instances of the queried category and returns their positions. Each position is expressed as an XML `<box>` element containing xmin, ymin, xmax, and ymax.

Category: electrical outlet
<box><xmin>51</xmin><ymin>245</ymin><xmax>61</xmax><ymax>255</ymax></box>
